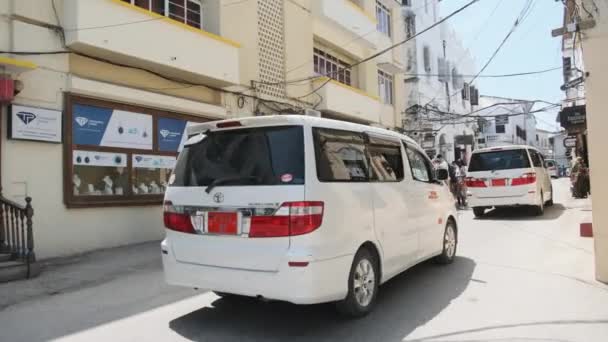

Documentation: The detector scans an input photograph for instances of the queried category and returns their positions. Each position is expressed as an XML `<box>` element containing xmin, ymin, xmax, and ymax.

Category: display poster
<box><xmin>158</xmin><ymin>118</ymin><xmax>187</xmax><ymax>152</ymax></box>
<box><xmin>10</xmin><ymin>105</ymin><xmax>62</xmax><ymax>143</ymax></box>
<box><xmin>133</xmin><ymin>154</ymin><xmax>177</xmax><ymax>169</ymax></box>
<box><xmin>73</xmin><ymin>104</ymin><xmax>153</xmax><ymax>150</ymax></box>
<box><xmin>73</xmin><ymin>150</ymin><xmax>128</xmax><ymax>167</ymax></box>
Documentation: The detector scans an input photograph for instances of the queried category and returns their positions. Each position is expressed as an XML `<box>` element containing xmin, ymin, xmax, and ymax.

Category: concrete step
<box><xmin>0</xmin><ymin>260</ymin><xmax>40</xmax><ymax>283</ymax></box>
<box><xmin>0</xmin><ymin>253</ymin><xmax>11</xmax><ymax>262</ymax></box>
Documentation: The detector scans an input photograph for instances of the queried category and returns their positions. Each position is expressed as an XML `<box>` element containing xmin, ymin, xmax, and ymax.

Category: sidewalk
<box><xmin>0</xmin><ymin>241</ymin><xmax>162</xmax><ymax>310</ymax></box>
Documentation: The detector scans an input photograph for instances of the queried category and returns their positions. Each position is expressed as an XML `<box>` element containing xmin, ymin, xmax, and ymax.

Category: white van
<box><xmin>466</xmin><ymin>145</ymin><xmax>553</xmax><ymax>217</ymax></box>
<box><xmin>161</xmin><ymin>115</ymin><xmax>458</xmax><ymax>316</ymax></box>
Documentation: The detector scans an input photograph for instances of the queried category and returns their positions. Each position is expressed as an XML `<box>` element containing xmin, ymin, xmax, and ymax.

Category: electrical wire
<box><xmin>401</xmin><ymin>66</ymin><xmax>561</xmax><ymax>78</ymax></box>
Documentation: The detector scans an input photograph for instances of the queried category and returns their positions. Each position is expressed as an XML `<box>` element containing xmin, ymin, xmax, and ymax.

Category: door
<box><xmin>403</xmin><ymin>144</ymin><xmax>441</xmax><ymax>260</ymax></box>
<box><xmin>529</xmin><ymin>150</ymin><xmax>551</xmax><ymax>200</ymax></box>
<box><xmin>367</xmin><ymin>135</ymin><xmax>414</xmax><ymax>274</ymax></box>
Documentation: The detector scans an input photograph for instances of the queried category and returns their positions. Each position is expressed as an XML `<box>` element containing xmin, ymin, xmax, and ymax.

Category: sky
<box><xmin>440</xmin><ymin>0</ymin><xmax>564</xmax><ymax>131</ymax></box>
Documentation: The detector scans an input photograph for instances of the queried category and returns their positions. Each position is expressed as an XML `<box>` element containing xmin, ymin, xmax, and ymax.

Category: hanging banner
<box><xmin>9</xmin><ymin>105</ymin><xmax>62</xmax><ymax>143</ymax></box>
<box><xmin>72</xmin><ymin>104</ymin><xmax>153</xmax><ymax>150</ymax></box>
<box><xmin>133</xmin><ymin>154</ymin><xmax>177</xmax><ymax>169</ymax></box>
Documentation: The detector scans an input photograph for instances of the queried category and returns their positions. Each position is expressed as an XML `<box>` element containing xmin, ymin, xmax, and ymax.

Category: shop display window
<box><xmin>64</xmin><ymin>95</ymin><xmax>207</xmax><ymax>207</ymax></box>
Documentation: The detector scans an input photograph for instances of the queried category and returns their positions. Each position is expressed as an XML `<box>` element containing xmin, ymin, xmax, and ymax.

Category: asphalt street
<box><xmin>0</xmin><ymin>178</ymin><xmax>606</xmax><ymax>342</ymax></box>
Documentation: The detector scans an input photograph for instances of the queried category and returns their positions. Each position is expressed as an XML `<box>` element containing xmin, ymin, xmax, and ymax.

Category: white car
<box><xmin>466</xmin><ymin>145</ymin><xmax>553</xmax><ymax>217</ymax></box>
<box><xmin>161</xmin><ymin>115</ymin><xmax>459</xmax><ymax>317</ymax></box>
<box><xmin>545</xmin><ymin>159</ymin><xmax>559</xmax><ymax>178</ymax></box>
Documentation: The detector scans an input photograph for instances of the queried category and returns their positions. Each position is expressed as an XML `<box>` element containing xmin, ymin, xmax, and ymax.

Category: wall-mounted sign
<box><xmin>563</xmin><ymin>137</ymin><xmax>577</xmax><ymax>148</ymax></box>
<box><xmin>158</xmin><ymin>118</ymin><xmax>187</xmax><ymax>152</ymax></box>
<box><xmin>495</xmin><ymin>115</ymin><xmax>509</xmax><ymax>125</ymax></box>
<box><xmin>73</xmin><ymin>150</ymin><xmax>127</xmax><ymax>167</ymax></box>
<box><xmin>132</xmin><ymin>154</ymin><xmax>177</xmax><ymax>169</ymax></box>
<box><xmin>72</xmin><ymin>104</ymin><xmax>153</xmax><ymax>150</ymax></box>
<box><xmin>559</xmin><ymin>105</ymin><xmax>586</xmax><ymax>131</ymax></box>
<box><xmin>9</xmin><ymin>105</ymin><xmax>62</xmax><ymax>143</ymax></box>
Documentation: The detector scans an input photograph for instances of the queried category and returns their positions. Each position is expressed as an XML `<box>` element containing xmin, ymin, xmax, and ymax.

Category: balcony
<box><xmin>314</xmin><ymin>0</ymin><xmax>377</xmax><ymax>49</ymax></box>
<box><xmin>314</xmin><ymin>78</ymin><xmax>381</xmax><ymax>123</ymax></box>
<box><xmin>62</xmin><ymin>0</ymin><xmax>240</xmax><ymax>87</ymax></box>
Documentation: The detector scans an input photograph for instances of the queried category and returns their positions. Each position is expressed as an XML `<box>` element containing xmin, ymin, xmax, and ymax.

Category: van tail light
<box><xmin>465</xmin><ymin>177</ymin><xmax>487</xmax><ymax>188</ymax></box>
<box><xmin>216</xmin><ymin>121</ymin><xmax>242</xmax><ymax>128</ymax></box>
<box><xmin>163</xmin><ymin>201</ymin><xmax>196</xmax><ymax>234</ymax></box>
<box><xmin>511</xmin><ymin>172</ymin><xmax>537</xmax><ymax>186</ymax></box>
<box><xmin>249</xmin><ymin>201</ymin><xmax>324</xmax><ymax>238</ymax></box>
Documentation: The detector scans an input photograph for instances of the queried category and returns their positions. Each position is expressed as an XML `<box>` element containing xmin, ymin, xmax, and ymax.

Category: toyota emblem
<box><xmin>213</xmin><ymin>192</ymin><xmax>224</xmax><ymax>203</ymax></box>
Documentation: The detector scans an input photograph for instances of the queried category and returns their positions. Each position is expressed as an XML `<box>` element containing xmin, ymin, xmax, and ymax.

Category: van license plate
<box><xmin>207</xmin><ymin>212</ymin><xmax>238</xmax><ymax>235</ymax></box>
<box><xmin>492</xmin><ymin>179</ymin><xmax>506</xmax><ymax>186</ymax></box>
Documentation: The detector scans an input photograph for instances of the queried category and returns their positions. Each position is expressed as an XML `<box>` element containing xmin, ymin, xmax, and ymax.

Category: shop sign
<box><xmin>9</xmin><ymin>105</ymin><xmax>62</xmax><ymax>143</ymax></box>
<box><xmin>73</xmin><ymin>150</ymin><xmax>127</xmax><ymax>167</ymax></box>
<box><xmin>495</xmin><ymin>115</ymin><xmax>509</xmax><ymax>125</ymax></box>
<box><xmin>563</xmin><ymin>137</ymin><xmax>577</xmax><ymax>148</ymax></box>
<box><xmin>132</xmin><ymin>154</ymin><xmax>177</xmax><ymax>169</ymax></box>
<box><xmin>559</xmin><ymin>105</ymin><xmax>586</xmax><ymax>130</ymax></box>
<box><xmin>72</xmin><ymin>104</ymin><xmax>153</xmax><ymax>150</ymax></box>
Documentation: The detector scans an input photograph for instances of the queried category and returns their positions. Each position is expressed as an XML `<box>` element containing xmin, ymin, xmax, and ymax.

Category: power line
<box><xmin>401</xmin><ymin>66</ymin><xmax>561</xmax><ymax>78</ymax></box>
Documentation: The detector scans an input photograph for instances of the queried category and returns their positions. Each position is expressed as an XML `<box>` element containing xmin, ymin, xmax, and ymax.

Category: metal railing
<box><xmin>0</xmin><ymin>188</ymin><xmax>35</xmax><ymax>277</ymax></box>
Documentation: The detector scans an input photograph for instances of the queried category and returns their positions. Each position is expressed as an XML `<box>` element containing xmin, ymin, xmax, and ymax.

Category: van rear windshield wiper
<box><xmin>205</xmin><ymin>176</ymin><xmax>260</xmax><ymax>194</ymax></box>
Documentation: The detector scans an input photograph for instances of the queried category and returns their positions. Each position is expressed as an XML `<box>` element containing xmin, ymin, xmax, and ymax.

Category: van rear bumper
<box><xmin>161</xmin><ymin>239</ymin><xmax>352</xmax><ymax>305</ymax></box>
<box><xmin>468</xmin><ymin>192</ymin><xmax>539</xmax><ymax>208</ymax></box>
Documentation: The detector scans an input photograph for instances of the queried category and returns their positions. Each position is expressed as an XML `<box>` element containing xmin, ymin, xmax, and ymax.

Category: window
<box><xmin>536</xmin><ymin>134</ymin><xmax>539</xmax><ymax>142</ymax></box>
<box><xmin>461</xmin><ymin>82</ymin><xmax>470</xmax><ymax>100</ymax></box>
<box><xmin>65</xmin><ymin>95</ymin><xmax>208</xmax><ymax>207</ymax></box>
<box><xmin>313</xmin><ymin>128</ymin><xmax>370</xmax><ymax>182</ymax></box>
<box><xmin>376</xmin><ymin>1</ymin><xmax>392</xmax><ymax>37</ymax></box>
<box><xmin>313</xmin><ymin>48</ymin><xmax>352</xmax><ymax>86</ymax></box>
<box><xmin>368</xmin><ymin>137</ymin><xmax>404</xmax><ymax>182</ymax></box>
<box><xmin>468</xmin><ymin>149</ymin><xmax>531</xmax><ymax>172</ymax></box>
<box><xmin>405</xmin><ymin>145</ymin><xmax>433</xmax><ymax>182</ymax></box>
<box><xmin>172</xmin><ymin>126</ymin><xmax>305</xmax><ymax>187</ymax></box>
<box><xmin>405</xmin><ymin>14</ymin><xmax>416</xmax><ymax>39</ymax></box>
<box><xmin>423</xmin><ymin>46</ymin><xmax>431</xmax><ymax>73</ymax></box>
<box><xmin>378</xmin><ymin>70</ymin><xmax>394</xmax><ymax>105</ymax></box>
<box><xmin>452</xmin><ymin>67</ymin><xmax>459</xmax><ymax>88</ymax></box>
<box><xmin>121</xmin><ymin>0</ymin><xmax>202</xmax><ymax>29</ymax></box>
<box><xmin>402</xmin><ymin>0</ymin><xmax>412</xmax><ymax>5</ymax></box>
<box><xmin>529</xmin><ymin>150</ymin><xmax>543</xmax><ymax>167</ymax></box>
<box><xmin>495</xmin><ymin>124</ymin><xmax>506</xmax><ymax>134</ymax></box>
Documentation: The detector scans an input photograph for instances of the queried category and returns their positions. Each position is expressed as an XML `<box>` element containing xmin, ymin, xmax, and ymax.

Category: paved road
<box><xmin>1</xmin><ymin>178</ymin><xmax>607</xmax><ymax>341</ymax></box>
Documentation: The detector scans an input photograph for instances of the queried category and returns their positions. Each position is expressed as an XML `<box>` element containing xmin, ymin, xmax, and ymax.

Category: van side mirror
<box><xmin>436</xmin><ymin>169</ymin><xmax>449</xmax><ymax>181</ymax></box>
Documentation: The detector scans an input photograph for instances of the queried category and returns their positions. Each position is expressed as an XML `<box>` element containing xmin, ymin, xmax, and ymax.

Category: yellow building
<box><xmin>558</xmin><ymin>0</ymin><xmax>608</xmax><ymax>283</ymax></box>
<box><xmin>0</xmin><ymin>0</ymin><xmax>408</xmax><ymax>260</ymax></box>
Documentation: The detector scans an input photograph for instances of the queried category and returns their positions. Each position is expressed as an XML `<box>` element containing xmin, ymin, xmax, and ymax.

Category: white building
<box><xmin>535</xmin><ymin>129</ymin><xmax>554</xmax><ymax>157</ymax></box>
<box><xmin>550</xmin><ymin>131</ymin><xmax>570</xmax><ymax>169</ymax></box>
<box><xmin>401</xmin><ymin>0</ymin><xmax>477</xmax><ymax>163</ymax></box>
<box><xmin>476</xmin><ymin>96</ymin><xmax>537</xmax><ymax>148</ymax></box>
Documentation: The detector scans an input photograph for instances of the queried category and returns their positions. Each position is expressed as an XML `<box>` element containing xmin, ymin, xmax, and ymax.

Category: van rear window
<box><xmin>171</xmin><ymin>126</ymin><xmax>304</xmax><ymax>187</ymax></box>
<box><xmin>468</xmin><ymin>149</ymin><xmax>531</xmax><ymax>172</ymax></box>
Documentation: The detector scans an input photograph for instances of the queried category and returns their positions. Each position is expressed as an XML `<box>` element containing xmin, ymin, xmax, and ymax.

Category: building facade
<box><xmin>401</xmin><ymin>0</ymin><xmax>477</xmax><ymax>163</ymax></box>
<box><xmin>556</xmin><ymin>0</ymin><xmax>608</xmax><ymax>283</ymax></box>
<box><xmin>0</xmin><ymin>0</ymin><xmax>408</xmax><ymax>259</ymax></box>
<box><xmin>475</xmin><ymin>96</ymin><xmax>537</xmax><ymax>149</ymax></box>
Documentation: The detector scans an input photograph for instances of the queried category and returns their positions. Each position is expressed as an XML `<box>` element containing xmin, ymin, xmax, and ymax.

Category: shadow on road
<box><xmin>169</xmin><ymin>257</ymin><xmax>476</xmax><ymax>342</ymax></box>
<box><xmin>477</xmin><ymin>203</ymin><xmax>566</xmax><ymax>221</ymax></box>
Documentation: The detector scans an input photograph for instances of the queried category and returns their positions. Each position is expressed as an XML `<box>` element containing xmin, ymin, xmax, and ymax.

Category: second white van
<box><xmin>161</xmin><ymin>115</ymin><xmax>459</xmax><ymax>317</ymax></box>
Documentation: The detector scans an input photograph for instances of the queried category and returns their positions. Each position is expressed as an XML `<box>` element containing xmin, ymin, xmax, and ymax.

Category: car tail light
<box><xmin>216</xmin><ymin>121</ymin><xmax>242</xmax><ymax>128</ymax></box>
<box><xmin>163</xmin><ymin>201</ymin><xmax>196</xmax><ymax>234</ymax></box>
<box><xmin>465</xmin><ymin>177</ymin><xmax>487</xmax><ymax>187</ymax></box>
<box><xmin>511</xmin><ymin>172</ymin><xmax>537</xmax><ymax>186</ymax></box>
<box><xmin>249</xmin><ymin>201</ymin><xmax>324</xmax><ymax>238</ymax></box>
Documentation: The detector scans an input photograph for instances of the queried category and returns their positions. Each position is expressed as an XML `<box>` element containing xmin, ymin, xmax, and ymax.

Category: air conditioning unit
<box><xmin>304</xmin><ymin>109</ymin><xmax>321</xmax><ymax>117</ymax></box>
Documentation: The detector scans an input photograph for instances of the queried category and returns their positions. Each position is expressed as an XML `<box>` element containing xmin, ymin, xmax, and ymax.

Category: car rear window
<box><xmin>468</xmin><ymin>149</ymin><xmax>531</xmax><ymax>172</ymax></box>
<box><xmin>171</xmin><ymin>126</ymin><xmax>304</xmax><ymax>186</ymax></box>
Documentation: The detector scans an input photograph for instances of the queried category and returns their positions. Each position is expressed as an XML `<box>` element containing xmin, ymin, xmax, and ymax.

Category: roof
<box><xmin>187</xmin><ymin>115</ymin><xmax>419</xmax><ymax>145</ymax></box>
<box><xmin>473</xmin><ymin>144</ymin><xmax>541</xmax><ymax>153</ymax></box>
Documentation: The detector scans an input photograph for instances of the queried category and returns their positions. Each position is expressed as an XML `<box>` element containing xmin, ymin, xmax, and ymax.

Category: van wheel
<box><xmin>435</xmin><ymin>221</ymin><xmax>458</xmax><ymax>264</ymax></box>
<box><xmin>336</xmin><ymin>248</ymin><xmax>379</xmax><ymax>317</ymax></box>
<box><xmin>546</xmin><ymin>186</ymin><xmax>554</xmax><ymax>206</ymax></box>
<box><xmin>473</xmin><ymin>207</ymin><xmax>485</xmax><ymax>218</ymax></box>
<box><xmin>534</xmin><ymin>192</ymin><xmax>545</xmax><ymax>216</ymax></box>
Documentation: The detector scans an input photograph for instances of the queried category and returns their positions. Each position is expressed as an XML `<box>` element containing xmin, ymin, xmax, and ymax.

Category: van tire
<box><xmin>534</xmin><ymin>192</ymin><xmax>545</xmax><ymax>216</ymax></box>
<box><xmin>546</xmin><ymin>186</ymin><xmax>554</xmax><ymax>206</ymax></box>
<box><xmin>336</xmin><ymin>248</ymin><xmax>379</xmax><ymax>318</ymax></box>
<box><xmin>434</xmin><ymin>221</ymin><xmax>458</xmax><ymax>264</ymax></box>
<box><xmin>473</xmin><ymin>207</ymin><xmax>485</xmax><ymax>218</ymax></box>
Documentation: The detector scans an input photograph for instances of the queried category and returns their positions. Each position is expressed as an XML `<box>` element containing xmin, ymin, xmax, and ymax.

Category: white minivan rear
<box><xmin>161</xmin><ymin>115</ymin><xmax>458</xmax><ymax>316</ymax></box>
<box><xmin>466</xmin><ymin>145</ymin><xmax>553</xmax><ymax>217</ymax></box>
